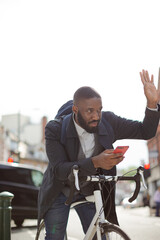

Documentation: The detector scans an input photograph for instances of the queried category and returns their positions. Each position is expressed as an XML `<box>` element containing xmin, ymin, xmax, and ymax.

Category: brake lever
<box><xmin>65</xmin><ymin>165</ymin><xmax>79</xmax><ymax>206</ymax></box>
<box><xmin>73</xmin><ymin>166</ymin><xmax>80</xmax><ymax>191</ymax></box>
<box><xmin>138</xmin><ymin>166</ymin><xmax>147</xmax><ymax>190</ymax></box>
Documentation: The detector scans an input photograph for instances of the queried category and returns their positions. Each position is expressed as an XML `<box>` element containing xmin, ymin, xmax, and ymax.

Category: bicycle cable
<box><xmin>97</xmin><ymin>168</ymin><xmax>140</xmax><ymax>222</ymax></box>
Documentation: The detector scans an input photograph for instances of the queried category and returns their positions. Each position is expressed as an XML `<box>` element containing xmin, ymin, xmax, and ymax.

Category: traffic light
<box><xmin>7</xmin><ymin>157</ymin><xmax>14</xmax><ymax>163</ymax></box>
<box><xmin>144</xmin><ymin>163</ymin><xmax>151</xmax><ymax>179</ymax></box>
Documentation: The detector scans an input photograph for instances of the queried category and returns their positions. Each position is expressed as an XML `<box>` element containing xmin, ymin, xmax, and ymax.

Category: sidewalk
<box><xmin>117</xmin><ymin>206</ymin><xmax>160</xmax><ymax>219</ymax></box>
<box><xmin>125</xmin><ymin>206</ymin><xmax>150</xmax><ymax>217</ymax></box>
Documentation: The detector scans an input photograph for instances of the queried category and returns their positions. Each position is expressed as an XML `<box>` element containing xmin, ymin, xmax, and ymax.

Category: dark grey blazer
<box><xmin>38</xmin><ymin>108</ymin><xmax>160</xmax><ymax>225</ymax></box>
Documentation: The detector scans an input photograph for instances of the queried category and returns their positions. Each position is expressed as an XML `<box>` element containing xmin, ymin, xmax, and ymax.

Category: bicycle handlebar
<box><xmin>65</xmin><ymin>165</ymin><xmax>147</xmax><ymax>205</ymax></box>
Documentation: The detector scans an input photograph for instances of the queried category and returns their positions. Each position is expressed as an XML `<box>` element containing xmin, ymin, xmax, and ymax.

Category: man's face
<box><xmin>73</xmin><ymin>97</ymin><xmax>102</xmax><ymax>133</ymax></box>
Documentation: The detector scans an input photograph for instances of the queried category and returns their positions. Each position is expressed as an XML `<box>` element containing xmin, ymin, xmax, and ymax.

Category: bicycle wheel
<box><xmin>35</xmin><ymin>220</ymin><xmax>68</xmax><ymax>240</ymax></box>
<box><xmin>101</xmin><ymin>223</ymin><xmax>131</xmax><ymax>240</ymax></box>
<box><xmin>35</xmin><ymin>220</ymin><xmax>45</xmax><ymax>240</ymax></box>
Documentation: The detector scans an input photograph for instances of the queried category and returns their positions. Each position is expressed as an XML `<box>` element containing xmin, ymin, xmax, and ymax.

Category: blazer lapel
<box><xmin>98</xmin><ymin>120</ymin><xmax>113</xmax><ymax>149</ymax></box>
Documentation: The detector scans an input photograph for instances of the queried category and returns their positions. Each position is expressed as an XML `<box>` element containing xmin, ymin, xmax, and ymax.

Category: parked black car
<box><xmin>0</xmin><ymin>162</ymin><xmax>43</xmax><ymax>227</ymax></box>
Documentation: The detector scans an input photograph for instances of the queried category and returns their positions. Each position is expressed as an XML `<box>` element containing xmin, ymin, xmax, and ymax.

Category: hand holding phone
<box><xmin>113</xmin><ymin>146</ymin><xmax>129</xmax><ymax>156</ymax></box>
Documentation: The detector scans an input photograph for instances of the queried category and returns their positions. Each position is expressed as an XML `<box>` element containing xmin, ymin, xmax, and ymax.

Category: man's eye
<box><xmin>87</xmin><ymin>109</ymin><xmax>92</xmax><ymax>113</ymax></box>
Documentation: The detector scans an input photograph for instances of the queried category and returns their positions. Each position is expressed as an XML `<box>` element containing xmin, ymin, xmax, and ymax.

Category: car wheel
<box><xmin>14</xmin><ymin>219</ymin><xmax>24</xmax><ymax>228</ymax></box>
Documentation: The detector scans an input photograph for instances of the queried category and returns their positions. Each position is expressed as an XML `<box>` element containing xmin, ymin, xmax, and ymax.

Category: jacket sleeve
<box><xmin>104</xmin><ymin>108</ymin><xmax>160</xmax><ymax>142</ymax></box>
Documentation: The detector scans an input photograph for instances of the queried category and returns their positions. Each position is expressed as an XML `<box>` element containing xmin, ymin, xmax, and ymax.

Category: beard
<box><xmin>77</xmin><ymin>111</ymin><xmax>100</xmax><ymax>133</ymax></box>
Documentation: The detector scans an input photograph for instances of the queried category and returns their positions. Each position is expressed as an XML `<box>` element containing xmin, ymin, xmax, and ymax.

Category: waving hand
<box><xmin>140</xmin><ymin>69</ymin><xmax>159</xmax><ymax>109</ymax></box>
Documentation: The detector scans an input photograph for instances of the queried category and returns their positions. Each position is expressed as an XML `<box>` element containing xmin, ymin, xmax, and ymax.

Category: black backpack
<box><xmin>55</xmin><ymin>100</ymin><xmax>73</xmax><ymax>119</ymax></box>
<box><xmin>54</xmin><ymin>100</ymin><xmax>73</xmax><ymax>145</ymax></box>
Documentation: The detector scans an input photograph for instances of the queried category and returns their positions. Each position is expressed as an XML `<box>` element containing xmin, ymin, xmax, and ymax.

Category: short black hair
<box><xmin>73</xmin><ymin>86</ymin><xmax>101</xmax><ymax>105</ymax></box>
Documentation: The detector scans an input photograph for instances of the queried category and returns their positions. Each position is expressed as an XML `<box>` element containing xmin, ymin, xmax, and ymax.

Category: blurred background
<box><xmin>0</xmin><ymin>1</ymin><xmax>160</xmax><ymax>203</ymax></box>
<box><xmin>1</xmin><ymin>0</ymin><xmax>160</xmax><ymax>121</ymax></box>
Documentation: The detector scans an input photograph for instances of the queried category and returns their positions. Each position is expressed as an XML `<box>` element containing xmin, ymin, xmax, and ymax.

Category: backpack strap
<box><xmin>60</xmin><ymin>113</ymin><xmax>72</xmax><ymax>145</ymax></box>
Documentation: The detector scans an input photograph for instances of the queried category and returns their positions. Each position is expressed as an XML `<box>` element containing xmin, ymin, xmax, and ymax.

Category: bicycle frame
<box><xmin>84</xmin><ymin>189</ymin><xmax>107</xmax><ymax>240</ymax></box>
<box><xmin>36</xmin><ymin>166</ymin><xmax>145</xmax><ymax>240</ymax></box>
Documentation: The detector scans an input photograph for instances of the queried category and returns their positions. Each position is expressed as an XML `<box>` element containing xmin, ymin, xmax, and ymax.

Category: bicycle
<box><xmin>35</xmin><ymin>165</ymin><xmax>147</xmax><ymax>240</ymax></box>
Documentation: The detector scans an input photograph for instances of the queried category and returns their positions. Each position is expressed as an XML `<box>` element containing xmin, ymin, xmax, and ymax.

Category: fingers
<box><xmin>104</xmin><ymin>149</ymin><xmax>114</xmax><ymax>154</ymax></box>
<box><xmin>140</xmin><ymin>69</ymin><xmax>154</xmax><ymax>85</ymax></box>
<box><xmin>93</xmin><ymin>150</ymin><xmax>125</xmax><ymax>170</ymax></box>
<box><xmin>113</xmin><ymin>155</ymin><xmax>124</xmax><ymax>163</ymax></box>
<box><xmin>108</xmin><ymin>152</ymin><xmax>124</xmax><ymax>159</ymax></box>
<box><xmin>103</xmin><ymin>149</ymin><xmax>124</xmax><ymax>159</ymax></box>
<box><xmin>104</xmin><ymin>149</ymin><xmax>123</xmax><ymax>157</ymax></box>
<box><xmin>145</xmin><ymin>70</ymin><xmax>150</xmax><ymax>82</ymax></box>
<box><xmin>140</xmin><ymin>70</ymin><xmax>148</xmax><ymax>84</ymax></box>
<box><xmin>107</xmin><ymin>156</ymin><xmax>124</xmax><ymax>169</ymax></box>
<box><xmin>140</xmin><ymin>71</ymin><xmax>145</xmax><ymax>85</ymax></box>
<box><xmin>104</xmin><ymin>152</ymin><xmax>124</xmax><ymax>168</ymax></box>
<box><xmin>151</xmin><ymin>74</ymin><xmax>154</xmax><ymax>83</ymax></box>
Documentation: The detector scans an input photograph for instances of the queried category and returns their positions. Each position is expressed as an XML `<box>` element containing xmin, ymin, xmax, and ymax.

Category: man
<box><xmin>154</xmin><ymin>186</ymin><xmax>160</xmax><ymax>217</ymax></box>
<box><xmin>38</xmin><ymin>70</ymin><xmax>160</xmax><ymax>240</ymax></box>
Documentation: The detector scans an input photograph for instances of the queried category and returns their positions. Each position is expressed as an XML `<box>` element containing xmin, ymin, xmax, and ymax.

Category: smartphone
<box><xmin>113</xmin><ymin>146</ymin><xmax>129</xmax><ymax>156</ymax></box>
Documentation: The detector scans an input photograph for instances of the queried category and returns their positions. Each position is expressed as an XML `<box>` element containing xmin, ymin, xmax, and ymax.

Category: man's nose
<box><xmin>92</xmin><ymin>111</ymin><xmax>100</xmax><ymax>120</ymax></box>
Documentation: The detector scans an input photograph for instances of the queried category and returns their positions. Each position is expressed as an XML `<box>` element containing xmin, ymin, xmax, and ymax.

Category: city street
<box><xmin>11</xmin><ymin>206</ymin><xmax>160</xmax><ymax>240</ymax></box>
<box><xmin>116</xmin><ymin>206</ymin><xmax>160</xmax><ymax>240</ymax></box>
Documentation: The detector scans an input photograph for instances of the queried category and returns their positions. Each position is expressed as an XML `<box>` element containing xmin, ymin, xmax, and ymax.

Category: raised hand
<box><xmin>140</xmin><ymin>69</ymin><xmax>158</xmax><ymax>109</ymax></box>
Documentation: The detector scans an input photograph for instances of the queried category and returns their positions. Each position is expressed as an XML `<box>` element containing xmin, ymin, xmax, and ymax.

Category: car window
<box><xmin>31</xmin><ymin>170</ymin><xmax>43</xmax><ymax>187</ymax></box>
<box><xmin>0</xmin><ymin>165</ymin><xmax>43</xmax><ymax>187</ymax></box>
<box><xmin>0</xmin><ymin>168</ymin><xmax>32</xmax><ymax>185</ymax></box>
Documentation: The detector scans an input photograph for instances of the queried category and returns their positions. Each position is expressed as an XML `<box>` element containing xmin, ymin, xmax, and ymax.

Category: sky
<box><xmin>0</xmin><ymin>0</ymin><xmax>160</xmax><ymax>169</ymax></box>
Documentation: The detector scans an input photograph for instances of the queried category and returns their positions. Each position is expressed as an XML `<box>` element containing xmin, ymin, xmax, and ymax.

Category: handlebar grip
<box><xmin>128</xmin><ymin>174</ymin><xmax>141</xmax><ymax>202</ymax></box>
<box><xmin>65</xmin><ymin>165</ymin><xmax>79</xmax><ymax>205</ymax></box>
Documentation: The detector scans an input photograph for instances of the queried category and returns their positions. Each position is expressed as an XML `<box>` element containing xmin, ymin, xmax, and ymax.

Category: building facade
<box><xmin>147</xmin><ymin>124</ymin><xmax>160</xmax><ymax>207</ymax></box>
<box><xmin>0</xmin><ymin>113</ymin><xmax>48</xmax><ymax>171</ymax></box>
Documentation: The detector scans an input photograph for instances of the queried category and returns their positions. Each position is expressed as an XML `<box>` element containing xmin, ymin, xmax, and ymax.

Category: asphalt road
<box><xmin>11</xmin><ymin>206</ymin><xmax>160</xmax><ymax>240</ymax></box>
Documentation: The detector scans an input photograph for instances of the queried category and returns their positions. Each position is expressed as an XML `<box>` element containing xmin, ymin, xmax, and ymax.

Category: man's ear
<box><xmin>72</xmin><ymin>105</ymin><xmax>78</xmax><ymax>114</ymax></box>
